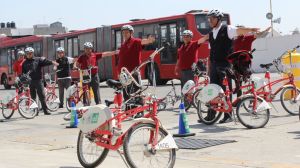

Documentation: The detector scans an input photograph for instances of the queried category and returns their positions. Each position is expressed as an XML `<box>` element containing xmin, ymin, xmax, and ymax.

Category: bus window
<box><xmin>195</xmin><ymin>14</ymin><xmax>230</xmax><ymax>35</ymax></box>
<box><xmin>73</xmin><ymin>38</ymin><xmax>79</xmax><ymax>57</ymax></box>
<box><xmin>7</xmin><ymin>49</ymin><xmax>13</xmax><ymax>74</ymax></box>
<box><xmin>159</xmin><ymin>23</ymin><xmax>178</xmax><ymax>64</ymax></box>
<box><xmin>0</xmin><ymin>48</ymin><xmax>8</xmax><ymax>67</ymax></box>
<box><xmin>33</xmin><ymin>42</ymin><xmax>42</xmax><ymax>57</ymax></box>
<box><xmin>115</xmin><ymin>30</ymin><xmax>122</xmax><ymax>49</ymax></box>
<box><xmin>68</xmin><ymin>38</ymin><xmax>73</xmax><ymax>57</ymax></box>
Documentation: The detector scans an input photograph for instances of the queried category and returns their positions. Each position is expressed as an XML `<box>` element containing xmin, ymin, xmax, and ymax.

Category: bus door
<box><xmin>97</xmin><ymin>26</ymin><xmax>113</xmax><ymax>81</ymax></box>
<box><xmin>159</xmin><ymin>23</ymin><xmax>177</xmax><ymax>64</ymax></box>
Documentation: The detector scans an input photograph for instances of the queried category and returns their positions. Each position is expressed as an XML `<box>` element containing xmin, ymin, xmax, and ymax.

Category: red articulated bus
<box><xmin>0</xmin><ymin>10</ymin><xmax>231</xmax><ymax>89</ymax></box>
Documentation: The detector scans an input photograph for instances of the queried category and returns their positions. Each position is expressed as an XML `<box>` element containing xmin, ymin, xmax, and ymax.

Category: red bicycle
<box><xmin>197</xmin><ymin>75</ymin><xmax>271</xmax><ymax>129</ymax></box>
<box><xmin>65</xmin><ymin>67</ymin><xmax>92</xmax><ymax>112</ymax></box>
<box><xmin>181</xmin><ymin>60</ymin><xmax>210</xmax><ymax>111</ymax></box>
<box><xmin>249</xmin><ymin>46</ymin><xmax>300</xmax><ymax>115</ymax></box>
<box><xmin>1</xmin><ymin>73</ymin><xmax>38</xmax><ymax>119</ymax></box>
<box><xmin>76</xmin><ymin>46</ymin><xmax>177</xmax><ymax>168</ymax></box>
<box><xmin>44</xmin><ymin>71</ymin><xmax>61</xmax><ymax>112</ymax></box>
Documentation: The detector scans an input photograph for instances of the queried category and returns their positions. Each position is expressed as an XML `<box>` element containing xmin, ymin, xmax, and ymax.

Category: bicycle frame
<box><xmin>256</xmin><ymin>72</ymin><xmax>295</xmax><ymax>102</ymax></box>
<box><xmin>208</xmin><ymin>77</ymin><xmax>258</xmax><ymax>113</ymax></box>
<box><xmin>68</xmin><ymin>82</ymin><xmax>90</xmax><ymax>104</ymax></box>
<box><xmin>77</xmin><ymin>46</ymin><xmax>168</xmax><ymax>151</ymax></box>
<box><xmin>1</xmin><ymin>85</ymin><xmax>32</xmax><ymax>112</ymax></box>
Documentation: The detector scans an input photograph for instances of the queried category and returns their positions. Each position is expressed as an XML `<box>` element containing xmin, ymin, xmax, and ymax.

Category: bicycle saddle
<box><xmin>106</xmin><ymin>79</ymin><xmax>123</xmax><ymax>90</ymax></box>
<box><xmin>260</xmin><ymin>63</ymin><xmax>273</xmax><ymax>69</ymax></box>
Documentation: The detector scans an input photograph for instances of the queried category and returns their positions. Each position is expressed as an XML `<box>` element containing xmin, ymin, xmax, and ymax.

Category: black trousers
<box><xmin>209</xmin><ymin>61</ymin><xmax>232</xmax><ymax>118</ymax></box>
<box><xmin>83</xmin><ymin>74</ymin><xmax>101</xmax><ymax>105</ymax></box>
<box><xmin>123</xmin><ymin>72</ymin><xmax>142</xmax><ymax>109</ymax></box>
<box><xmin>57</xmin><ymin>78</ymin><xmax>71</xmax><ymax>106</ymax></box>
<box><xmin>30</xmin><ymin>79</ymin><xmax>48</xmax><ymax>113</ymax></box>
<box><xmin>180</xmin><ymin>69</ymin><xmax>194</xmax><ymax>89</ymax></box>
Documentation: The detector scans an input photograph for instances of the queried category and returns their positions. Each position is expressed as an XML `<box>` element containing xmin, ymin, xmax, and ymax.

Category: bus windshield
<box><xmin>195</xmin><ymin>14</ymin><xmax>230</xmax><ymax>35</ymax></box>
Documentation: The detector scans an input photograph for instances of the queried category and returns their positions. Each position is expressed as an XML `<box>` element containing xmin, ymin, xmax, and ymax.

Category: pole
<box><xmin>270</xmin><ymin>0</ymin><xmax>274</xmax><ymax>37</ymax></box>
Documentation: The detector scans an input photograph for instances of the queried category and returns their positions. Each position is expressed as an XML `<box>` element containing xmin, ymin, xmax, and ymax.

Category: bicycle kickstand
<box><xmin>231</xmin><ymin>111</ymin><xmax>238</xmax><ymax>125</ymax></box>
<box><xmin>270</xmin><ymin>102</ymin><xmax>279</xmax><ymax>113</ymax></box>
<box><xmin>117</xmin><ymin>149</ymin><xmax>130</xmax><ymax>168</ymax></box>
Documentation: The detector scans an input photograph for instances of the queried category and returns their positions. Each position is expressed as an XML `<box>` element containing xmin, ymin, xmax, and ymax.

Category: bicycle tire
<box><xmin>236</xmin><ymin>96</ymin><xmax>270</xmax><ymax>129</ymax></box>
<box><xmin>77</xmin><ymin>131</ymin><xmax>109</xmax><ymax>168</ymax></box>
<box><xmin>197</xmin><ymin>100</ymin><xmax>222</xmax><ymax>125</ymax></box>
<box><xmin>46</xmin><ymin>93</ymin><xmax>59</xmax><ymax>112</ymax></box>
<box><xmin>123</xmin><ymin>123</ymin><xmax>176</xmax><ymax>168</ymax></box>
<box><xmin>2</xmin><ymin>104</ymin><xmax>14</xmax><ymax>119</ymax></box>
<box><xmin>18</xmin><ymin>97</ymin><xmax>38</xmax><ymax>119</ymax></box>
<box><xmin>280</xmin><ymin>86</ymin><xmax>300</xmax><ymax>115</ymax></box>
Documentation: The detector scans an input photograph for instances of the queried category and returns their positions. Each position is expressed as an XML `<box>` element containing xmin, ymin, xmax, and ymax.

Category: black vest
<box><xmin>56</xmin><ymin>57</ymin><xmax>70</xmax><ymax>78</ymax></box>
<box><xmin>209</xmin><ymin>25</ymin><xmax>233</xmax><ymax>63</ymax></box>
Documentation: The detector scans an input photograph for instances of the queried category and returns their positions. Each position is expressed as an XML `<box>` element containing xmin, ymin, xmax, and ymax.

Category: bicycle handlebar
<box><xmin>119</xmin><ymin>46</ymin><xmax>166</xmax><ymax>88</ymax></box>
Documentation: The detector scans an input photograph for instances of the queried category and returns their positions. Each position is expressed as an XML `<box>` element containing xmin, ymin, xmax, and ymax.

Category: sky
<box><xmin>0</xmin><ymin>0</ymin><xmax>298</xmax><ymax>35</ymax></box>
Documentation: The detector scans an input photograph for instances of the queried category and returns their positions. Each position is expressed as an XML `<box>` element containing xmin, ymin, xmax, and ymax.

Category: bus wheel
<box><xmin>2</xmin><ymin>75</ymin><xmax>11</xmax><ymax>89</ymax></box>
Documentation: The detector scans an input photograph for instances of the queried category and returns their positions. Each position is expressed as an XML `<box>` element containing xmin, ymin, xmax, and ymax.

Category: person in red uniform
<box><xmin>118</xmin><ymin>24</ymin><xmax>155</xmax><ymax>118</ymax></box>
<box><xmin>75</xmin><ymin>42</ymin><xmax>117</xmax><ymax>104</ymax></box>
<box><xmin>175</xmin><ymin>30</ymin><xmax>207</xmax><ymax>88</ymax></box>
<box><xmin>13</xmin><ymin>50</ymin><xmax>26</xmax><ymax>76</ymax></box>
<box><xmin>234</xmin><ymin>27</ymin><xmax>271</xmax><ymax>51</ymax></box>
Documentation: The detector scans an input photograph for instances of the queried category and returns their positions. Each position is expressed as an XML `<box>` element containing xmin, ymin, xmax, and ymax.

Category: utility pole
<box><xmin>270</xmin><ymin>0</ymin><xmax>274</xmax><ymax>37</ymax></box>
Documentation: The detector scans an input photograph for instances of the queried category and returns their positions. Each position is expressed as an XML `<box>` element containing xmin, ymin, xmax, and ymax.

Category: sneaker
<box><xmin>218</xmin><ymin>117</ymin><xmax>232</xmax><ymax>124</ymax></box>
<box><xmin>59</xmin><ymin>104</ymin><xmax>63</xmax><ymax>108</ymax></box>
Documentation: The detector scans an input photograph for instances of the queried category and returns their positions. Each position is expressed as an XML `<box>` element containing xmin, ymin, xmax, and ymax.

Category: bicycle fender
<box><xmin>282</xmin><ymin>84</ymin><xmax>295</xmax><ymax>89</ymax></box>
<box><xmin>132</xmin><ymin>118</ymin><xmax>178</xmax><ymax>150</ymax></box>
<box><xmin>132</xmin><ymin>118</ymin><xmax>169</xmax><ymax>134</ymax></box>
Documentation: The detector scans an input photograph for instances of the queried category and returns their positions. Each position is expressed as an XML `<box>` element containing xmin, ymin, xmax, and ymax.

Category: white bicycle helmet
<box><xmin>83</xmin><ymin>42</ymin><xmax>93</xmax><ymax>49</ymax></box>
<box><xmin>182</xmin><ymin>30</ymin><xmax>193</xmax><ymax>37</ymax></box>
<box><xmin>207</xmin><ymin>9</ymin><xmax>224</xmax><ymax>19</ymax></box>
<box><xmin>56</xmin><ymin>47</ymin><xmax>65</xmax><ymax>52</ymax></box>
<box><xmin>17</xmin><ymin>50</ymin><xmax>25</xmax><ymax>57</ymax></box>
<box><xmin>121</xmin><ymin>25</ymin><xmax>134</xmax><ymax>32</ymax></box>
<box><xmin>25</xmin><ymin>47</ymin><xmax>34</xmax><ymax>53</ymax></box>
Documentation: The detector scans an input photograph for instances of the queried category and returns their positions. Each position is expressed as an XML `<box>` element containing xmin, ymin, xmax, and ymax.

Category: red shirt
<box><xmin>177</xmin><ymin>41</ymin><xmax>200</xmax><ymax>70</ymax></box>
<box><xmin>13</xmin><ymin>58</ymin><xmax>25</xmax><ymax>76</ymax></box>
<box><xmin>118</xmin><ymin>37</ymin><xmax>142</xmax><ymax>72</ymax></box>
<box><xmin>234</xmin><ymin>35</ymin><xmax>256</xmax><ymax>51</ymax></box>
<box><xmin>77</xmin><ymin>53</ymin><xmax>102</xmax><ymax>75</ymax></box>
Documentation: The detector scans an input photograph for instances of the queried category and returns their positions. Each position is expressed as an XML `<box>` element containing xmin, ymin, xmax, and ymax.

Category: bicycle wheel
<box><xmin>183</xmin><ymin>94</ymin><xmax>192</xmax><ymax>111</ymax></box>
<box><xmin>123</xmin><ymin>123</ymin><xmax>176</xmax><ymax>168</ymax></box>
<box><xmin>82</xmin><ymin>91</ymin><xmax>91</xmax><ymax>107</ymax></box>
<box><xmin>193</xmin><ymin>89</ymin><xmax>208</xmax><ymax>113</ymax></box>
<box><xmin>280</xmin><ymin>86</ymin><xmax>300</xmax><ymax>115</ymax></box>
<box><xmin>18</xmin><ymin>97</ymin><xmax>38</xmax><ymax>119</ymax></box>
<box><xmin>2</xmin><ymin>104</ymin><xmax>14</xmax><ymax>119</ymax></box>
<box><xmin>197</xmin><ymin>100</ymin><xmax>222</xmax><ymax>125</ymax></box>
<box><xmin>46</xmin><ymin>93</ymin><xmax>59</xmax><ymax>112</ymax></box>
<box><xmin>77</xmin><ymin>131</ymin><xmax>109</xmax><ymax>168</ymax></box>
<box><xmin>236</xmin><ymin>96</ymin><xmax>270</xmax><ymax>129</ymax></box>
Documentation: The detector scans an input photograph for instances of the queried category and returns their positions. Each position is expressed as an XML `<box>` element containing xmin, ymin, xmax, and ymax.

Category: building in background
<box><xmin>0</xmin><ymin>21</ymin><xmax>67</xmax><ymax>37</ymax></box>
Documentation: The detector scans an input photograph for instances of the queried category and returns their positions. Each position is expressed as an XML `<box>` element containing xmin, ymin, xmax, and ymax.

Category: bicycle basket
<box><xmin>44</xmin><ymin>73</ymin><xmax>51</xmax><ymax>84</ymax></box>
<box><xmin>66</xmin><ymin>84</ymin><xmax>77</xmax><ymax>98</ymax></box>
<box><xmin>19</xmin><ymin>74</ymin><xmax>32</xmax><ymax>85</ymax></box>
<box><xmin>119</xmin><ymin>71</ymin><xmax>132</xmax><ymax>86</ymax></box>
<box><xmin>81</xmin><ymin>69</ymin><xmax>91</xmax><ymax>83</ymax></box>
<box><xmin>78</xmin><ymin>104</ymin><xmax>115</xmax><ymax>133</ymax></box>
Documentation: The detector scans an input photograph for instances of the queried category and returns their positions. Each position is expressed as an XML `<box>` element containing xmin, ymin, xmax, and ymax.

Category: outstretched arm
<box><xmin>101</xmin><ymin>50</ymin><xmax>119</xmax><ymax>58</ymax></box>
<box><xmin>141</xmin><ymin>35</ymin><xmax>155</xmax><ymax>45</ymax></box>
<box><xmin>197</xmin><ymin>34</ymin><xmax>209</xmax><ymax>45</ymax></box>
<box><xmin>236</xmin><ymin>27</ymin><xmax>260</xmax><ymax>36</ymax></box>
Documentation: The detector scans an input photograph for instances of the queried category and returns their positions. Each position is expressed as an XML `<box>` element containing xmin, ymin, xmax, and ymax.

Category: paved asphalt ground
<box><xmin>0</xmin><ymin>73</ymin><xmax>300</xmax><ymax>168</ymax></box>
